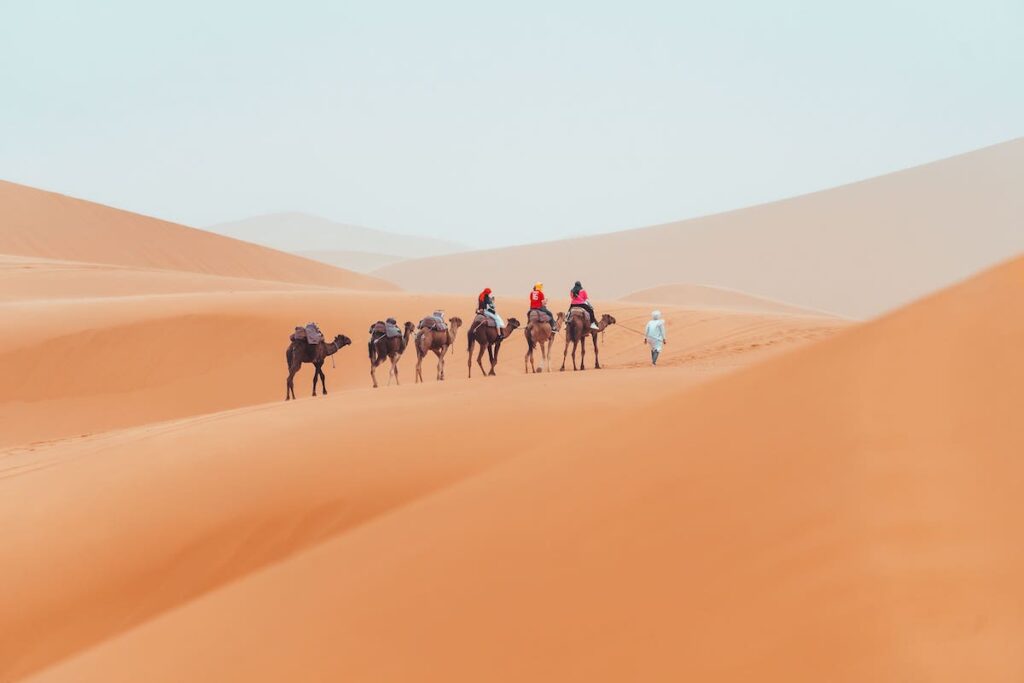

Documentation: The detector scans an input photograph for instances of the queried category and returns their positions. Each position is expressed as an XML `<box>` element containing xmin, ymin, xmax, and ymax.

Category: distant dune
<box><xmin>375</xmin><ymin>138</ymin><xmax>1024</xmax><ymax>317</ymax></box>
<box><xmin>10</xmin><ymin>256</ymin><xmax>1021</xmax><ymax>682</ymax></box>
<box><xmin>207</xmin><ymin>212</ymin><xmax>465</xmax><ymax>263</ymax></box>
<box><xmin>293</xmin><ymin>249</ymin><xmax>406</xmax><ymax>273</ymax></box>
<box><xmin>0</xmin><ymin>182</ymin><xmax>396</xmax><ymax>291</ymax></box>
<box><xmin>622</xmin><ymin>283</ymin><xmax>834</xmax><ymax>317</ymax></box>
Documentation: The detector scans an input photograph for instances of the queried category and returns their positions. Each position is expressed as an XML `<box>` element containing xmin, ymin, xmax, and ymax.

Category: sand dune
<box><xmin>15</xmin><ymin>256</ymin><xmax>1021</xmax><ymax>683</ymax></box>
<box><xmin>374</xmin><ymin>138</ymin><xmax>1024</xmax><ymax>317</ymax></box>
<box><xmin>622</xmin><ymin>282</ymin><xmax>834</xmax><ymax>316</ymax></box>
<box><xmin>208</xmin><ymin>212</ymin><xmax>465</xmax><ymax>259</ymax></box>
<box><xmin>0</xmin><ymin>269</ymin><xmax>839</xmax><ymax>449</ymax></box>
<box><xmin>0</xmin><ymin>182</ymin><xmax>395</xmax><ymax>290</ymax></box>
<box><xmin>293</xmin><ymin>248</ymin><xmax>407</xmax><ymax>273</ymax></box>
<box><xmin>0</xmin><ymin>254</ymin><xmax>329</xmax><ymax>301</ymax></box>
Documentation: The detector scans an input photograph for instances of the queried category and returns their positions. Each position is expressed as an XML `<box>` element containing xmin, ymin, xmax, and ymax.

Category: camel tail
<box><xmin>286</xmin><ymin>347</ymin><xmax>293</xmax><ymax>366</ymax></box>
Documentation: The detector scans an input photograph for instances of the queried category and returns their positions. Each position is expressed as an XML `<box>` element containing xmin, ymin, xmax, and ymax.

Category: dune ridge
<box><xmin>374</xmin><ymin>138</ymin><xmax>1024</xmax><ymax>317</ymax></box>
<box><xmin>0</xmin><ymin>182</ymin><xmax>395</xmax><ymax>290</ymax></box>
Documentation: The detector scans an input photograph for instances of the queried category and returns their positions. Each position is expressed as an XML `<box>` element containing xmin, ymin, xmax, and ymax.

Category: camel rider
<box><xmin>529</xmin><ymin>282</ymin><xmax>555</xmax><ymax>325</ymax></box>
<box><xmin>569</xmin><ymin>281</ymin><xmax>599</xmax><ymax>329</ymax></box>
<box><xmin>477</xmin><ymin>287</ymin><xmax>506</xmax><ymax>332</ymax></box>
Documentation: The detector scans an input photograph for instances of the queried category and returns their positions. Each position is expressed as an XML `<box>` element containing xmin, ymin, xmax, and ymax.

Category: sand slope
<box><xmin>0</xmin><ymin>182</ymin><xmax>395</xmax><ymax>290</ymax></box>
<box><xmin>622</xmin><ymin>282</ymin><xmax>834</xmax><ymax>316</ymax></box>
<box><xmin>375</xmin><ymin>138</ymin><xmax>1024</xmax><ymax>317</ymax></box>
<box><xmin>293</xmin><ymin>248</ymin><xmax>407</xmax><ymax>273</ymax></box>
<box><xmin>8</xmin><ymin>257</ymin><xmax>1022</xmax><ymax>682</ymax></box>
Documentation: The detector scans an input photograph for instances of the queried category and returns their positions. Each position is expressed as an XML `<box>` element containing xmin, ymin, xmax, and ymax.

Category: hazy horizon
<box><xmin>3</xmin><ymin>0</ymin><xmax>1022</xmax><ymax>248</ymax></box>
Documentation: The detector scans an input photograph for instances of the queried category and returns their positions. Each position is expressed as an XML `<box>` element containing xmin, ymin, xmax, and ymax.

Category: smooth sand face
<box><xmin>2</xmin><ymin>158</ymin><xmax>1021</xmax><ymax>682</ymax></box>
<box><xmin>374</xmin><ymin>138</ymin><xmax>1024</xmax><ymax>318</ymax></box>
<box><xmin>0</xmin><ymin>182</ymin><xmax>396</xmax><ymax>290</ymax></box>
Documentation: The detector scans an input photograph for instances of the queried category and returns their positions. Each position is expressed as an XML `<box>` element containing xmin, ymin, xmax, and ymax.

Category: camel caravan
<box><xmin>283</xmin><ymin>282</ymin><xmax>619</xmax><ymax>398</ymax></box>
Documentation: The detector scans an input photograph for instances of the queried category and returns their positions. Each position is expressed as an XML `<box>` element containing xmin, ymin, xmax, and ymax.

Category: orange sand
<box><xmin>1</xmin><ymin>170</ymin><xmax>1021</xmax><ymax>682</ymax></box>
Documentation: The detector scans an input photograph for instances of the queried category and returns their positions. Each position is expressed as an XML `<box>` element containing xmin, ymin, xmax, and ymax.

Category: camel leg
<box><xmin>415</xmin><ymin>352</ymin><xmax>424</xmax><ymax>384</ymax></box>
<box><xmin>286</xmin><ymin>368</ymin><xmax>297</xmax><ymax>400</ymax></box>
<box><xmin>476</xmin><ymin>344</ymin><xmax>488</xmax><ymax>377</ymax></box>
<box><xmin>487</xmin><ymin>341</ymin><xmax>497</xmax><ymax>376</ymax></box>
<box><xmin>370</xmin><ymin>358</ymin><xmax>379</xmax><ymax>389</ymax></box>
<box><xmin>561</xmin><ymin>336</ymin><xmax>571</xmax><ymax>371</ymax></box>
<box><xmin>434</xmin><ymin>348</ymin><xmax>444</xmax><ymax>381</ymax></box>
<box><xmin>467</xmin><ymin>338</ymin><xmax>475</xmax><ymax>378</ymax></box>
<box><xmin>390</xmin><ymin>354</ymin><xmax>400</xmax><ymax>386</ymax></box>
<box><xmin>320</xmin><ymin>362</ymin><xmax>328</xmax><ymax>394</ymax></box>
<box><xmin>492</xmin><ymin>338</ymin><xmax>503</xmax><ymax>375</ymax></box>
<box><xmin>592</xmin><ymin>332</ymin><xmax>601</xmax><ymax>369</ymax></box>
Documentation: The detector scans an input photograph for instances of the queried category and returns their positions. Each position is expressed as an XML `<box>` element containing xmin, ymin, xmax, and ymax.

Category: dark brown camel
<box><xmin>414</xmin><ymin>317</ymin><xmax>462</xmax><ymax>383</ymax></box>
<box><xmin>286</xmin><ymin>334</ymin><xmax>352</xmax><ymax>400</ymax></box>
<box><xmin>369</xmin><ymin>321</ymin><xmax>415</xmax><ymax>388</ymax></box>
<box><xmin>467</xmin><ymin>316</ymin><xmax>521</xmax><ymax>377</ymax></box>
<box><xmin>560</xmin><ymin>310</ymin><xmax>616</xmax><ymax>371</ymax></box>
<box><xmin>524</xmin><ymin>311</ymin><xmax>565</xmax><ymax>373</ymax></box>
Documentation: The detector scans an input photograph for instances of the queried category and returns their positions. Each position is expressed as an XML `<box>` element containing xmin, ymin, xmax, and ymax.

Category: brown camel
<box><xmin>414</xmin><ymin>317</ymin><xmax>463</xmax><ymax>383</ymax></box>
<box><xmin>285</xmin><ymin>333</ymin><xmax>352</xmax><ymax>400</ymax></box>
<box><xmin>560</xmin><ymin>310</ymin><xmax>616</xmax><ymax>371</ymax></box>
<box><xmin>368</xmin><ymin>321</ymin><xmax>415</xmax><ymax>388</ymax></box>
<box><xmin>467</xmin><ymin>316</ymin><xmax>521</xmax><ymax>377</ymax></box>
<box><xmin>524</xmin><ymin>311</ymin><xmax>565</xmax><ymax>373</ymax></box>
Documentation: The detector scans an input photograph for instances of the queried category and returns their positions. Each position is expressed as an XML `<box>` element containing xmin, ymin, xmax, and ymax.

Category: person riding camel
<box><xmin>529</xmin><ymin>282</ymin><xmax>555</xmax><ymax>326</ymax></box>
<box><xmin>477</xmin><ymin>287</ymin><xmax>506</xmax><ymax>333</ymax></box>
<box><xmin>569</xmin><ymin>281</ymin><xmax>599</xmax><ymax>329</ymax></box>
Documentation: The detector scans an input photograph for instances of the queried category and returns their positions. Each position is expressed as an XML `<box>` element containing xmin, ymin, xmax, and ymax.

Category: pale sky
<box><xmin>2</xmin><ymin>0</ymin><xmax>1021</xmax><ymax>248</ymax></box>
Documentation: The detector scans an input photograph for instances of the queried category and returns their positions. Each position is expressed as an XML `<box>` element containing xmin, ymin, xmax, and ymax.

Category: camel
<box><xmin>468</xmin><ymin>316</ymin><xmax>521</xmax><ymax>377</ymax></box>
<box><xmin>524</xmin><ymin>311</ymin><xmax>565</xmax><ymax>373</ymax></box>
<box><xmin>285</xmin><ymin>333</ymin><xmax>352</xmax><ymax>400</ymax></box>
<box><xmin>368</xmin><ymin>321</ymin><xmax>415</xmax><ymax>388</ymax></box>
<box><xmin>414</xmin><ymin>316</ymin><xmax>462</xmax><ymax>383</ymax></box>
<box><xmin>560</xmin><ymin>310</ymin><xmax>617</xmax><ymax>371</ymax></box>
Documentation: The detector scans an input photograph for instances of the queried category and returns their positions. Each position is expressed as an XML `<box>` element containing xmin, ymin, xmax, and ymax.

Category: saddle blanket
<box><xmin>419</xmin><ymin>317</ymin><xmax>448</xmax><ymax>331</ymax></box>
<box><xmin>370</xmin><ymin>320</ymin><xmax>403</xmax><ymax>338</ymax></box>
<box><xmin>473</xmin><ymin>313</ymin><xmax>498</xmax><ymax>328</ymax></box>
<box><xmin>527</xmin><ymin>310</ymin><xmax>552</xmax><ymax>324</ymax></box>
<box><xmin>291</xmin><ymin>323</ymin><xmax>323</xmax><ymax>344</ymax></box>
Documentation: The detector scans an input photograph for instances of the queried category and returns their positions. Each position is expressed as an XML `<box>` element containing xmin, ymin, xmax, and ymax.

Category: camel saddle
<box><xmin>370</xmin><ymin>320</ymin><xmax>403</xmax><ymax>338</ymax></box>
<box><xmin>527</xmin><ymin>310</ymin><xmax>552</xmax><ymax>324</ymax></box>
<box><xmin>290</xmin><ymin>322</ymin><xmax>323</xmax><ymax>345</ymax></box>
<box><xmin>473</xmin><ymin>313</ymin><xmax>498</xmax><ymax>328</ymax></box>
<box><xmin>418</xmin><ymin>317</ymin><xmax>447</xmax><ymax>332</ymax></box>
<box><xmin>568</xmin><ymin>306</ymin><xmax>591</xmax><ymax>318</ymax></box>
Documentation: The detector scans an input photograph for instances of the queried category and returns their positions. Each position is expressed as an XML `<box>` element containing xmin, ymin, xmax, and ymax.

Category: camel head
<box><xmin>506</xmin><ymin>317</ymin><xmax>521</xmax><ymax>331</ymax></box>
<box><xmin>334</xmin><ymin>334</ymin><xmax>353</xmax><ymax>348</ymax></box>
<box><xmin>449</xmin><ymin>316</ymin><xmax>463</xmax><ymax>331</ymax></box>
<box><xmin>403</xmin><ymin>321</ymin><xmax>416</xmax><ymax>335</ymax></box>
<box><xmin>601</xmin><ymin>314</ymin><xmax>617</xmax><ymax>327</ymax></box>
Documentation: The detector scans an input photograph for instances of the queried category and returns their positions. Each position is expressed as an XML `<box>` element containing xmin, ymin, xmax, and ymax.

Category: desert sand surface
<box><xmin>7</xmin><ymin>252</ymin><xmax>1020</xmax><ymax>682</ymax></box>
<box><xmin>374</xmin><ymin>138</ymin><xmax>1024</xmax><ymax>317</ymax></box>
<box><xmin>0</xmin><ymin>182</ymin><xmax>395</xmax><ymax>290</ymax></box>
<box><xmin>2</xmin><ymin>165</ymin><xmax>1021</xmax><ymax>682</ymax></box>
<box><xmin>622</xmin><ymin>282</ymin><xmax>835</xmax><ymax>317</ymax></box>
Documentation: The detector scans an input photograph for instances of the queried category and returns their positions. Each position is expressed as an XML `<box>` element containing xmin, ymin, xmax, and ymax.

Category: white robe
<box><xmin>645</xmin><ymin>318</ymin><xmax>666</xmax><ymax>351</ymax></box>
